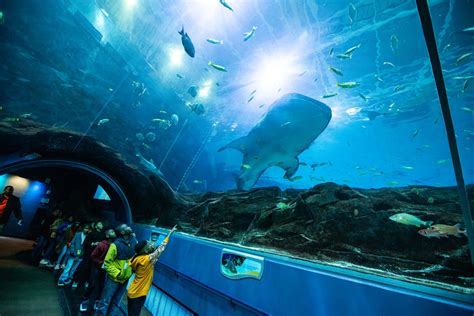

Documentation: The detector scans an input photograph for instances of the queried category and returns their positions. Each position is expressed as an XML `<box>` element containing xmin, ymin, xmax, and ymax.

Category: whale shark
<box><xmin>218</xmin><ymin>93</ymin><xmax>332</xmax><ymax>190</ymax></box>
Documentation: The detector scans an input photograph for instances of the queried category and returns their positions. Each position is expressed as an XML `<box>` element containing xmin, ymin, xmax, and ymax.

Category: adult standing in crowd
<box><xmin>0</xmin><ymin>185</ymin><xmax>23</xmax><ymax>233</ymax></box>
<box><xmin>73</xmin><ymin>221</ymin><xmax>104</xmax><ymax>288</ymax></box>
<box><xmin>95</xmin><ymin>224</ymin><xmax>137</xmax><ymax>316</ymax></box>
<box><xmin>80</xmin><ymin>228</ymin><xmax>116</xmax><ymax>312</ymax></box>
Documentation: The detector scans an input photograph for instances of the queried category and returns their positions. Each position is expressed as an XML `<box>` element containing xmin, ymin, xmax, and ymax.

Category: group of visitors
<box><xmin>1</xmin><ymin>184</ymin><xmax>178</xmax><ymax>315</ymax></box>
<box><xmin>31</xmin><ymin>209</ymin><xmax>177</xmax><ymax>315</ymax></box>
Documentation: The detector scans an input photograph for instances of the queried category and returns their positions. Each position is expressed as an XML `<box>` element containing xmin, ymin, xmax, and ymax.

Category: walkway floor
<box><xmin>0</xmin><ymin>236</ymin><xmax>152</xmax><ymax>316</ymax></box>
<box><xmin>0</xmin><ymin>236</ymin><xmax>63</xmax><ymax>316</ymax></box>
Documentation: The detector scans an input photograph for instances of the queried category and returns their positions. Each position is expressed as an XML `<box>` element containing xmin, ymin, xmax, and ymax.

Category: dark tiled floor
<box><xmin>0</xmin><ymin>236</ymin><xmax>150</xmax><ymax>316</ymax></box>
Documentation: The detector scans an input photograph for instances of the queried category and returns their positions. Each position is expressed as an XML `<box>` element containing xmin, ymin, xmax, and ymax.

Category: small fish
<box><xmin>462</xmin><ymin>79</ymin><xmax>470</xmax><ymax>93</ymax></box>
<box><xmin>249</xmin><ymin>89</ymin><xmax>257</xmax><ymax>96</ymax></box>
<box><xmin>193</xmin><ymin>180</ymin><xmax>204</xmax><ymax>184</ymax></box>
<box><xmin>329</xmin><ymin>66</ymin><xmax>343</xmax><ymax>76</ymax></box>
<box><xmin>375</xmin><ymin>75</ymin><xmax>384</xmax><ymax>82</ymax></box>
<box><xmin>427</xmin><ymin>196</ymin><xmax>434</xmax><ymax>204</ymax></box>
<box><xmin>442</xmin><ymin>43</ymin><xmax>451</xmax><ymax>54</ymax></box>
<box><xmin>176</xmin><ymin>74</ymin><xmax>184</xmax><ymax>79</ymax></box>
<box><xmin>97</xmin><ymin>118</ymin><xmax>110</xmax><ymax>126</ymax></box>
<box><xmin>336</xmin><ymin>53</ymin><xmax>352</xmax><ymax>59</ymax></box>
<box><xmin>456</xmin><ymin>53</ymin><xmax>472</xmax><ymax>65</ymax></box>
<box><xmin>390</xmin><ymin>35</ymin><xmax>399</xmax><ymax>54</ymax></box>
<box><xmin>170</xmin><ymin>114</ymin><xmax>179</xmax><ymax>125</ymax></box>
<box><xmin>241</xmin><ymin>164</ymin><xmax>252</xmax><ymax>170</ymax></box>
<box><xmin>344</xmin><ymin>43</ymin><xmax>361</xmax><ymax>55</ymax></box>
<box><xmin>136</xmin><ymin>133</ymin><xmax>145</xmax><ymax>141</ymax></box>
<box><xmin>359</xmin><ymin>93</ymin><xmax>370</xmax><ymax>101</ymax></box>
<box><xmin>280</xmin><ymin>121</ymin><xmax>291</xmax><ymax>127</ymax></box>
<box><xmin>207</xmin><ymin>38</ymin><xmax>224</xmax><ymax>45</ymax></box>
<box><xmin>437</xmin><ymin>159</ymin><xmax>448</xmax><ymax>164</ymax></box>
<box><xmin>145</xmin><ymin>132</ymin><xmax>156</xmax><ymax>142</ymax></box>
<box><xmin>394</xmin><ymin>85</ymin><xmax>403</xmax><ymax>92</ymax></box>
<box><xmin>412</xmin><ymin>129</ymin><xmax>419</xmax><ymax>138</ymax></box>
<box><xmin>178</xmin><ymin>26</ymin><xmax>195</xmax><ymax>58</ymax></box>
<box><xmin>460</xmin><ymin>107</ymin><xmax>472</xmax><ymax>112</ymax></box>
<box><xmin>329</xmin><ymin>47</ymin><xmax>334</xmax><ymax>57</ymax></box>
<box><xmin>219</xmin><ymin>0</ymin><xmax>234</xmax><ymax>12</ymax></box>
<box><xmin>402</xmin><ymin>166</ymin><xmax>414</xmax><ymax>170</ymax></box>
<box><xmin>258</xmin><ymin>104</ymin><xmax>265</xmax><ymax>108</ymax></box>
<box><xmin>299</xmin><ymin>162</ymin><xmax>308</xmax><ymax>166</ymax></box>
<box><xmin>348</xmin><ymin>3</ymin><xmax>356</xmax><ymax>26</ymax></box>
<box><xmin>453</xmin><ymin>76</ymin><xmax>474</xmax><ymax>80</ymax></box>
<box><xmin>276</xmin><ymin>202</ymin><xmax>290</xmax><ymax>210</ymax></box>
<box><xmin>337</xmin><ymin>81</ymin><xmax>359</xmax><ymax>88</ymax></box>
<box><xmin>208</xmin><ymin>61</ymin><xmax>227</xmax><ymax>72</ymax></box>
<box><xmin>418</xmin><ymin>224</ymin><xmax>467</xmax><ymax>239</ymax></box>
<box><xmin>20</xmin><ymin>113</ymin><xmax>33</xmax><ymax>118</ymax></box>
<box><xmin>288</xmin><ymin>176</ymin><xmax>303</xmax><ymax>181</ymax></box>
<box><xmin>322</xmin><ymin>92</ymin><xmax>338</xmax><ymax>98</ymax></box>
<box><xmin>386</xmin><ymin>181</ymin><xmax>399</xmax><ymax>186</ymax></box>
<box><xmin>389</xmin><ymin>213</ymin><xmax>433</xmax><ymax>227</ymax></box>
<box><xmin>188</xmin><ymin>85</ymin><xmax>199</xmax><ymax>98</ymax></box>
<box><xmin>159</xmin><ymin>110</ymin><xmax>167</xmax><ymax>114</ymax></box>
<box><xmin>243</xmin><ymin>26</ymin><xmax>257</xmax><ymax>42</ymax></box>
<box><xmin>297</xmin><ymin>70</ymin><xmax>307</xmax><ymax>77</ymax></box>
<box><xmin>462</xmin><ymin>26</ymin><xmax>474</xmax><ymax>33</ymax></box>
<box><xmin>383</xmin><ymin>61</ymin><xmax>395</xmax><ymax>67</ymax></box>
<box><xmin>247</xmin><ymin>95</ymin><xmax>255</xmax><ymax>103</ymax></box>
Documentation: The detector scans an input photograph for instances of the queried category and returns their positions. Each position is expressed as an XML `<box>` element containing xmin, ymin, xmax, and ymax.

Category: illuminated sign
<box><xmin>220</xmin><ymin>248</ymin><xmax>264</xmax><ymax>280</ymax></box>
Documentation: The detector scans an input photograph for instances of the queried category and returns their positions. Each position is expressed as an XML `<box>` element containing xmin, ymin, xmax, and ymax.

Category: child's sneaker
<box><xmin>72</xmin><ymin>281</ymin><xmax>78</xmax><ymax>289</ymax></box>
<box><xmin>57</xmin><ymin>280</ymin><xmax>65</xmax><ymax>287</ymax></box>
<box><xmin>64</xmin><ymin>278</ymin><xmax>72</xmax><ymax>285</ymax></box>
<box><xmin>54</xmin><ymin>264</ymin><xmax>61</xmax><ymax>270</ymax></box>
<box><xmin>79</xmin><ymin>301</ymin><xmax>88</xmax><ymax>312</ymax></box>
<box><xmin>38</xmin><ymin>259</ymin><xmax>48</xmax><ymax>267</ymax></box>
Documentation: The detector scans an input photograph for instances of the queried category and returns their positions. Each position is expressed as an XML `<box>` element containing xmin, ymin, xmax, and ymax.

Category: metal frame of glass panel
<box><xmin>416</xmin><ymin>0</ymin><xmax>474</xmax><ymax>266</ymax></box>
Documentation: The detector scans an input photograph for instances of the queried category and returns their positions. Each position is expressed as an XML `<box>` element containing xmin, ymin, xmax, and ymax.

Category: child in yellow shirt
<box><xmin>127</xmin><ymin>225</ymin><xmax>177</xmax><ymax>316</ymax></box>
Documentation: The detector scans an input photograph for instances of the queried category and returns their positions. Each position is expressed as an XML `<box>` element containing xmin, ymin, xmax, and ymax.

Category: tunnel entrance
<box><xmin>0</xmin><ymin>159</ymin><xmax>132</xmax><ymax>238</ymax></box>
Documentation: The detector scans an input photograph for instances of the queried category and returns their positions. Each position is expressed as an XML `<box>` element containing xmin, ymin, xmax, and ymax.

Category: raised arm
<box><xmin>149</xmin><ymin>225</ymin><xmax>177</xmax><ymax>265</ymax></box>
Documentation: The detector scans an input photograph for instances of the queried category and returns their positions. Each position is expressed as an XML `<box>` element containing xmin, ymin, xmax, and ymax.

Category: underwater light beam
<box><xmin>168</xmin><ymin>47</ymin><xmax>184</xmax><ymax>66</ymax></box>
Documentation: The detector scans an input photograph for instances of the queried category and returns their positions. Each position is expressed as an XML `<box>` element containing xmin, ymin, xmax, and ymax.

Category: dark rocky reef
<box><xmin>0</xmin><ymin>120</ymin><xmax>192</xmax><ymax>222</ymax></box>
<box><xmin>173</xmin><ymin>183</ymin><xmax>474</xmax><ymax>290</ymax></box>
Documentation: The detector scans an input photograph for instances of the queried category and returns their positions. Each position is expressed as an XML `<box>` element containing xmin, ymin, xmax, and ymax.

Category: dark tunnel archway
<box><xmin>0</xmin><ymin>158</ymin><xmax>133</xmax><ymax>224</ymax></box>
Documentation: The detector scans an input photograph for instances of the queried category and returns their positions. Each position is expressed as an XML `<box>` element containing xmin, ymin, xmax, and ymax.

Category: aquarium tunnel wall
<box><xmin>1</xmin><ymin>0</ymin><xmax>474</xmax><ymax>314</ymax></box>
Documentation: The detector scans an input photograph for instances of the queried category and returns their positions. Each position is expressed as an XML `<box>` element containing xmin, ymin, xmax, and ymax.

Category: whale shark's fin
<box><xmin>218</xmin><ymin>136</ymin><xmax>248</xmax><ymax>153</ymax></box>
<box><xmin>278</xmin><ymin>157</ymin><xmax>299</xmax><ymax>178</ymax></box>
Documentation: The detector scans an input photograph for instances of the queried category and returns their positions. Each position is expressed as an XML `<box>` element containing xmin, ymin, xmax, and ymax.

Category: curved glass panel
<box><xmin>0</xmin><ymin>0</ymin><xmax>472</xmax><ymax>292</ymax></box>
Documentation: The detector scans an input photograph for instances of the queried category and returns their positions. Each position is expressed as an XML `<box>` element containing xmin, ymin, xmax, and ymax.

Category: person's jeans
<box><xmin>56</xmin><ymin>246</ymin><xmax>70</xmax><ymax>266</ymax></box>
<box><xmin>58</xmin><ymin>257</ymin><xmax>82</xmax><ymax>282</ymax></box>
<box><xmin>32</xmin><ymin>236</ymin><xmax>48</xmax><ymax>260</ymax></box>
<box><xmin>127</xmin><ymin>296</ymin><xmax>146</xmax><ymax>316</ymax></box>
<box><xmin>82</xmin><ymin>265</ymin><xmax>105</xmax><ymax>303</ymax></box>
<box><xmin>95</xmin><ymin>274</ymin><xmax>127</xmax><ymax>316</ymax></box>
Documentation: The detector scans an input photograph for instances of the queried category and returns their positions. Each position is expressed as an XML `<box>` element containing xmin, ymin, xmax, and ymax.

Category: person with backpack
<box><xmin>95</xmin><ymin>224</ymin><xmax>137</xmax><ymax>316</ymax></box>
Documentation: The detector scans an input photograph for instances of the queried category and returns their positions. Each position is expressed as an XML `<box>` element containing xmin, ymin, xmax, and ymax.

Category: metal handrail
<box><xmin>416</xmin><ymin>0</ymin><xmax>474</xmax><ymax>265</ymax></box>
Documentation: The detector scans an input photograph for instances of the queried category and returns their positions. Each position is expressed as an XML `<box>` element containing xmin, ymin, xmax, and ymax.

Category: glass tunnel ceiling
<box><xmin>0</xmin><ymin>0</ymin><xmax>473</xmax><ymax>192</ymax></box>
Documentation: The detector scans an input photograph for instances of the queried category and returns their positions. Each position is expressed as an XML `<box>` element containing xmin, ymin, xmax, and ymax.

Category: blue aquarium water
<box><xmin>0</xmin><ymin>0</ymin><xmax>473</xmax><ymax>293</ymax></box>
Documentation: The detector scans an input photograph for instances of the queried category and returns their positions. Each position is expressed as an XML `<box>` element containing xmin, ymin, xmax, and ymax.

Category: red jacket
<box><xmin>90</xmin><ymin>240</ymin><xmax>110</xmax><ymax>268</ymax></box>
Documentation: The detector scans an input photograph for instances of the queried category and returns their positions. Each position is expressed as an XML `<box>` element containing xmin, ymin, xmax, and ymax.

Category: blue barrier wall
<box><xmin>133</xmin><ymin>224</ymin><xmax>474</xmax><ymax>316</ymax></box>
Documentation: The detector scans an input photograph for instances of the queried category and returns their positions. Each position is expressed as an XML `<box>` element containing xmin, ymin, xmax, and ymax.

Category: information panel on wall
<box><xmin>220</xmin><ymin>248</ymin><xmax>264</xmax><ymax>280</ymax></box>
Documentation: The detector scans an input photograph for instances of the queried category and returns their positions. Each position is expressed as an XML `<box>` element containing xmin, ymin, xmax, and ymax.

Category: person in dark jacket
<box><xmin>0</xmin><ymin>185</ymin><xmax>23</xmax><ymax>233</ymax></box>
<box><xmin>73</xmin><ymin>221</ymin><xmax>104</xmax><ymax>288</ymax></box>
<box><xmin>80</xmin><ymin>228</ymin><xmax>116</xmax><ymax>312</ymax></box>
